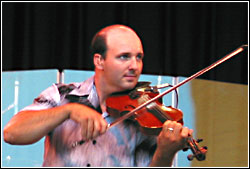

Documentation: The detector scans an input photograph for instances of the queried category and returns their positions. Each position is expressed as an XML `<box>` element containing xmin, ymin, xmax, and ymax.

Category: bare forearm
<box><xmin>149</xmin><ymin>148</ymin><xmax>175</xmax><ymax>167</ymax></box>
<box><xmin>3</xmin><ymin>104</ymin><xmax>71</xmax><ymax>145</ymax></box>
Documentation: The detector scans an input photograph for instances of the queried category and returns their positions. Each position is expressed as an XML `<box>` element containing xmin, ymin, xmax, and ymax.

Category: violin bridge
<box><xmin>138</xmin><ymin>94</ymin><xmax>157</xmax><ymax>110</ymax></box>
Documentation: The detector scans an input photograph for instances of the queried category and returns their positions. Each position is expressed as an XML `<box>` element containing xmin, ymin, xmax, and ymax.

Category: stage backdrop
<box><xmin>2</xmin><ymin>2</ymin><xmax>248</xmax><ymax>84</ymax></box>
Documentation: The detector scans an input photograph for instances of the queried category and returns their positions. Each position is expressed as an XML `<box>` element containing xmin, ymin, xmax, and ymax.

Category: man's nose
<box><xmin>129</xmin><ymin>57</ymin><xmax>140</xmax><ymax>70</ymax></box>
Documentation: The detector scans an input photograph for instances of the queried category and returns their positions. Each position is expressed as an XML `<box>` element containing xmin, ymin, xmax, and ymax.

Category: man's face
<box><xmin>102</xmin><ymin>28</ymin><xmax>144</xmax><ymax>92</ymax></box>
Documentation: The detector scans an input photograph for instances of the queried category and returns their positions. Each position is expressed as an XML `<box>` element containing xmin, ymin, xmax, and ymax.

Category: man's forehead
<box><xmin>106</xmin><ymin>28</ymin><xmax>142</xmax><ymax>45</ymax></box>
<box><xmin>97</xmin><ymin>25</ymin><xmax>143</xmax><ymax>53</ymax></box>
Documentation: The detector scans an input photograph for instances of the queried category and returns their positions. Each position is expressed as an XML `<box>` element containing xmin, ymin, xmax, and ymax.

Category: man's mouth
<box><xmin>124</xmin><ymin>74</ymin><xmax>137</xmax><ymax>81</ymax></box>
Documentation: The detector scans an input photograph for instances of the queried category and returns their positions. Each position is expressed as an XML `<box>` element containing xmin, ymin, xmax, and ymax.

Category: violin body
<box><xmin>106</xmin><ymin>87</ymin><xmax>183</xmax><ymax>135</ymax></box>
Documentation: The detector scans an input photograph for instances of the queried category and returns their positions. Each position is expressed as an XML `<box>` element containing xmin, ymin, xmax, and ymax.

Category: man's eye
<box><xmin>119</xmin><ymin>54</ymin><xmax>129</xmax><ymax>60</ymax></box>
<box><xmin>136</xmin><ymin>54</ymin><xmax>143</xmax><ymax>60</ymax></box>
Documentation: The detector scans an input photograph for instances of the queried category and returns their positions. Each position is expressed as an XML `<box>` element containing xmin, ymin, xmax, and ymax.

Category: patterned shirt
<box><xmin>21</xmin><ymin>76</ymin><xmax>157</xmax><ymax>167</ymax></box>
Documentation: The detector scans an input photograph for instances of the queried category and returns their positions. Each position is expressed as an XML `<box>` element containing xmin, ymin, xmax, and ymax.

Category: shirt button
<box><xmin>87</xmin><ymin>163</ymin><xmax>91</xmax><ymax>167</ymax></box>
<box><xmin>92</xmin><ymin>140</ymin><xmax>96</xmax><ymax>145</ymax></box>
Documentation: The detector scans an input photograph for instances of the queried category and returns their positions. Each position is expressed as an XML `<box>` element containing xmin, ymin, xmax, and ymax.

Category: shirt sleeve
<box><xmin>20</xmin><ymin>83</ymin><xmax>61</xmax><ymax>111</ymax></box>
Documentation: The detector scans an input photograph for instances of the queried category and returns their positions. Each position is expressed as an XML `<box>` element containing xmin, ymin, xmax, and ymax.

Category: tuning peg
<box><xmin>196</xmin><ymin>138</ymin><xmax>203</xmax><ymax>143</ymax></box>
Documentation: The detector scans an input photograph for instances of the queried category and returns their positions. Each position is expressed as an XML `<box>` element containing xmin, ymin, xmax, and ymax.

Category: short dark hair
<box><xmin>90</xmin><ymin>33</ymin><xmax>107</xmax><ymax>59</ymax></box>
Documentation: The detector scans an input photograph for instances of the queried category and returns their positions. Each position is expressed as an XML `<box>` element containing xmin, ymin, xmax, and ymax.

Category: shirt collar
<box><xmin>68</xmin><ymin>76</ymin><xmax>100</xmax><ymax>108</ymax></box>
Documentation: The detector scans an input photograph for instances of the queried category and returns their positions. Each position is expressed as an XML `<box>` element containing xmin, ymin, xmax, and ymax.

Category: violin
<box><xmin>106</xmin><ymin>82</ymin><xmax>207</xmax><ymax>161</ymax></box>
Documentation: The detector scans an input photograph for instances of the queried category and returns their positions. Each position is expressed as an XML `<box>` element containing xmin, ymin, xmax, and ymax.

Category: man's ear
<box><xmin>94</xmin><ymin>53</ymin><xmax>104</xmax><ymax>70</ymax></box>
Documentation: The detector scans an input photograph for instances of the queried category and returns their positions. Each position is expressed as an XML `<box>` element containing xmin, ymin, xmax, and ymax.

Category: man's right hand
<box><xmin>67</xmin><ymin>103</ymin><xmax>108</xmax><ymax>141</ymax></box>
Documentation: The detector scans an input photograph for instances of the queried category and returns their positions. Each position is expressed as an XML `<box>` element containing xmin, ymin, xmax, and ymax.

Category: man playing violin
<box><xmin>4</xmin><ymin>24</ymin><xmax>193</xmax><ymax>167</ymax></box>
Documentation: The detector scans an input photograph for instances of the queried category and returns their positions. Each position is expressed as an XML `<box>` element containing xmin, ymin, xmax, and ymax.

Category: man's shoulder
<box><xmin>55</xmin><ymin>76</ymin><xmax>95</xmax><ymax>96</ymax></box>
<box><xmin>55</xmin><ymin>83</ymin><xmax>79</xmax><ymax>95</ymax></box>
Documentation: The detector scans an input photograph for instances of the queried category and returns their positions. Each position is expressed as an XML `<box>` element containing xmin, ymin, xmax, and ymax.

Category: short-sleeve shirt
<box><xmin>21</xmin><ymin>76</ymin><xmax>157</xmax><ymax>167</ymax></box>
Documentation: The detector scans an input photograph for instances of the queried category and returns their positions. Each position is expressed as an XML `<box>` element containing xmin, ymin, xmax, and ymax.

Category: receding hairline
<box><xmin>90</xmin><ymin>24</ymin><xmax>141</xmax><ymax>58</ymax></box>
<box><xmin>97</xmin><ymin>24</ymin><xmax>137</xmax><ymax>36</ymax></box>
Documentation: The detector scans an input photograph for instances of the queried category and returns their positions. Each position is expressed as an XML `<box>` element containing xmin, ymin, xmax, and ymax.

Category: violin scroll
<box><xmin>185</xmin><ymin>137</ymin><xmax>208</xmax><ymax>161</ymax></box>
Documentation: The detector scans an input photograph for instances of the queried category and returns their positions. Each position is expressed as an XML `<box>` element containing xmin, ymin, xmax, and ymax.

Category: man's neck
<box><xmin>94</xmin><ymin>74</ymin><xmax>110</xmax><ymax>110</ymax></box>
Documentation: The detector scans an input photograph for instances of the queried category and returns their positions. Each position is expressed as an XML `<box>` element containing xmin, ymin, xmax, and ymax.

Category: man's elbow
<box><xmin>3</xmin><ymin>127</ymin><xmax>16</xmax><ymax>145</ymax></box>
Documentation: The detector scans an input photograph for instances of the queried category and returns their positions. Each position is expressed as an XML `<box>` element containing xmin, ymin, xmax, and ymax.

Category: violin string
<box><xmin>141</xmin><ymin>94</ymin><xmax>171</xmax><ymax>121</ymax></box>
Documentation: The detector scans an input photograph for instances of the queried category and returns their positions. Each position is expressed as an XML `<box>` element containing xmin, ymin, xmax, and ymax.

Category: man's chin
<box><xmin>122</xmin><ymin>81</ymin><xmax>137</xmax><ymax>90</ymax></box>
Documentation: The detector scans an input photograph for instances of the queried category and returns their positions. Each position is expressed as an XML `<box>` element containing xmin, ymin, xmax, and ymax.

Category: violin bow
<box><xmin>108</xmin><ymin>44</ymin><xmax>248</xmax><ymax>128</ymax></box>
